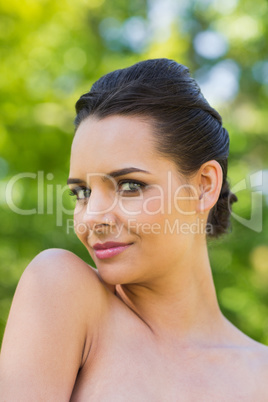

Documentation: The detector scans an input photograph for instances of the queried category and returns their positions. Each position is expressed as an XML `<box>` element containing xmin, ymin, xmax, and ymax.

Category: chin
<box><xmin>96</xmin><ymin>262</ymin><xmax>138</xmax><ymax>286</ymax></box>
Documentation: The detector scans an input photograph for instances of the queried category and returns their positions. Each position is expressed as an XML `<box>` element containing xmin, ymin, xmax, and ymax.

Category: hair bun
<box><xmin>207</xmin><ymin>179</ymin><xmax>238</xmax><ymax>238</ymax></box>
<box><xmin>219</xmin><ymin>181</ymin><xmax>238</xmax><ymax>203</ymax></box>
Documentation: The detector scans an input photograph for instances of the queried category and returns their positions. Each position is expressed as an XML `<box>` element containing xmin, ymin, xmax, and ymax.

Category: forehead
<box><xmin>70</xmin><ymin>115</ymin><xmax>162</xmax><ymax>172</ymax></box>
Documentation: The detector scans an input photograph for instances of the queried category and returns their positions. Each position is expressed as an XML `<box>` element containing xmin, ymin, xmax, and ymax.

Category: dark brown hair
<box><xmin>74</xmin><ymin>58</ymin><xmax>238</xmax><ymax>238</ymax></box>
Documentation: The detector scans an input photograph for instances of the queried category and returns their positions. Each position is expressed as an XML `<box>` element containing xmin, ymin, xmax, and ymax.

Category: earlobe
<box><xmin>197</xmin><ymin>161</ymin><xmax>223</xmax><ymax>214</ymax></box>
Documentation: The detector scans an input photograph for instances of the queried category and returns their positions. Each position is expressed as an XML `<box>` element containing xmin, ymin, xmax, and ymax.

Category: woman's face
<box><xmin>68</xmin><ymin>115</ymin><xmax>204</xmax><ymax>285</ymax></box>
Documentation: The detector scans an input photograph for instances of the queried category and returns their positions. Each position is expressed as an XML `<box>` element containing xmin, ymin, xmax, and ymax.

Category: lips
<box><xmin>93</xmin><ymin>241</ymin><xmax>131</xmax><ymax>250</ymax></box>
<box><xmin>92</xmin><ymin>241</ymin><xmax>133</xmax><ymax>259</ymax></box>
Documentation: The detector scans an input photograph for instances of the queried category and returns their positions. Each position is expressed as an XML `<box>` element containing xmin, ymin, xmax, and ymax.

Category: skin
<box><xmin>1</xmin><ymin>115</ymin><xmax>268</xmax><ymax>401</ymax></box>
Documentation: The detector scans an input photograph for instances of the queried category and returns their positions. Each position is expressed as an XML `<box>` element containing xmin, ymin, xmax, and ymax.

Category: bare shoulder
<box><xmin>25</xmin><ymin>247</ymin><xmax>99</xmax><ymax>284</ymax></box>
<box><xmin>0</xmin><ymin>248</ymin><xmax>110</xmax><ymax>400</ymax></box>
<box><xmin>18</xmin><ymin>248</ymin><xmax>104</xmax><ymax>308</ymax></box>
<box><xmin>222</xmin><ymin>319</ymin><xmax>268</xmax><ymax>398</ymax></box>
<box><xmin>243</xmin><ymin>339</ymin><xmax>268</xmax><ymax>398</ymax></box>
<box><xmin>251</xmin><ymin>340</ymin><xmax>268</xmax><ymax>371</ymax></box>
<box><xmin>20</xmin><ymin>248</ymin><xmax>112</xmax><ymax>334</ymax></box>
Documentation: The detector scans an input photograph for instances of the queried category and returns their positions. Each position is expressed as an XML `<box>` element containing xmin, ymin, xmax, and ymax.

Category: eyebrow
<box><xmin>67</xmin><ymin>167</ymin><xmax>151</xmax><ymax>185</ymax></box>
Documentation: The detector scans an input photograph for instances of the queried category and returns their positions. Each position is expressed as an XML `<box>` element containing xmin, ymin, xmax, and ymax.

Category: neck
<box><xmin>115</xmin><ymin>240</ymin><xmax>225</xmax><ymax>345</ymax></box>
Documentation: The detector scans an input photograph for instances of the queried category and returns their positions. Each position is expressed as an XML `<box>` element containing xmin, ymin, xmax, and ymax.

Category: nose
<box><xmin>81</xmin><ymin>189</ymin><xmax>117</xmax><ymax>232</ymax></box>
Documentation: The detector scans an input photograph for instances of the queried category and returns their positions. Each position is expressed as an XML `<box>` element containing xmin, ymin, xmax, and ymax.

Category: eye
<box><xmin>69</xmin><ymin>187</ymin><xmax>91</xmax><ymax>201</ymax></box>
<box><xmin>117</xmin><ymin>180</ymin><xmax>146</xmax><ymax>195</ymax></box>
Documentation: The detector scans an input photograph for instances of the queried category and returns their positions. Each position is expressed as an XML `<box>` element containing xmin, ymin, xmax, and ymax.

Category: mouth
<box><xmin>92</xmin><ymin>242</ymin><xmax>133</xmax><ymax>260</ymax></box>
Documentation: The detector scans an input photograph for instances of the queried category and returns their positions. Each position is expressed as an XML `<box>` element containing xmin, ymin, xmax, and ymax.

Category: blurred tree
<box><xmin>0</xmin><ymin>0</ymin><xmax>268</xmax><ymax>344</ymax></box>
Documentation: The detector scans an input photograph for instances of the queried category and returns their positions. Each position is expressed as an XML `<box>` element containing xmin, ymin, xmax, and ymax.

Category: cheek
<box><xmin>122</xmin><ymin>189</ymin><xmax>166</xmax><ymax>218</ymax></box>
<box><xmin>121</xmin><ymin>190</ymin><xmax>197</xmax><ymax>241</ymax></box>
<box><xmin>118</xmin><ymin>190</ymin><xmax>170</xmax><ymax>228</ymax></box>
<box><xmin>116</xmin><ymin>196</ymin><xmax>145</xmax><ymax>216</ymax></box>
<box><xmin>120</xmin><ymin>199</ymin><xmax>167</xmax><ymax>240</ymax></box>
<box><xmin>118</xmin><ymin>194</ymin><xmax>164</xmax><ymax>224</ymax></box>
<box><xmin>142</xmin><ymin>197</ymin><xmax>164</xmax><ymax>216</ymax></box>
<box><xmin>133</xmin><ymin>186</ymin><xmax>191</xmax><ymax>220</ymax></box>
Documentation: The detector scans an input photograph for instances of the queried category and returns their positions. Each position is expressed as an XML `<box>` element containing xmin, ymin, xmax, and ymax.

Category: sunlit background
<box><xmin>1</xmin><ymin>0</ymin><xmax>268</xmax><ymax>344</ymax></box>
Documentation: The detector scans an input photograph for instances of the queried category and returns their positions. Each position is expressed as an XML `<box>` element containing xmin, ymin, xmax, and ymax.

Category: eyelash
<box><xmin>69</xmin><ymin>180</ymin><xmax>147</xmax><ymax>201</ymax></box>
<box><xmin>69</xmin><ymin>187</ymin><xmax>91</xmax><ymax>201</ymax></box>
<box><xmin>117</xmin><ymin>179</ymin><xmax>146</xmax><ymax>195</ymax></box>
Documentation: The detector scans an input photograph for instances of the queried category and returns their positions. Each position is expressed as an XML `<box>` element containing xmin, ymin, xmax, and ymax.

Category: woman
<box><xmin>1</xmin><ymin>58</ymin><xmax>268</xmax><ymax>400</ymax></box>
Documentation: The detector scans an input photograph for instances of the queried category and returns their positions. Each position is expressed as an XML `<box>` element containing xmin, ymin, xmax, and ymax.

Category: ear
<box><xmin>196</xmin><ymin>160</ymin><xmax>223</xmax><ymax>214</ymax></box>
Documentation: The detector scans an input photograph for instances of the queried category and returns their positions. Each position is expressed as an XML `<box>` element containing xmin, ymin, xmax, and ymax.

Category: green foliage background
<box><xmin>1</xmin><ymin>0</ymin><xmax>268</xmax><ymax>345</ymax></box>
